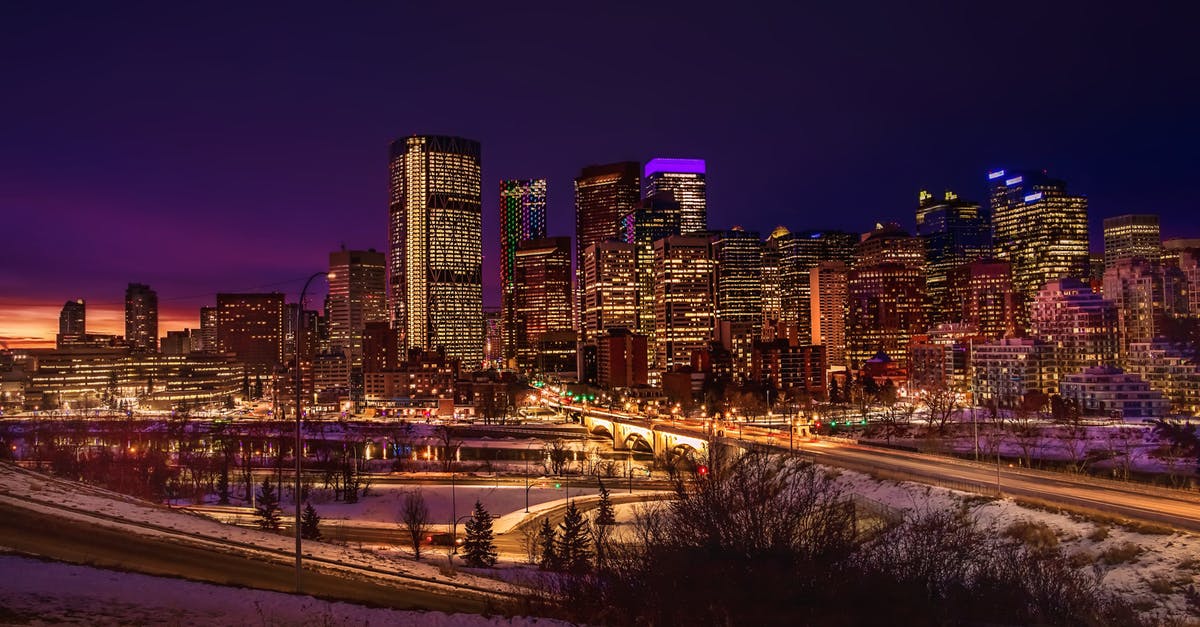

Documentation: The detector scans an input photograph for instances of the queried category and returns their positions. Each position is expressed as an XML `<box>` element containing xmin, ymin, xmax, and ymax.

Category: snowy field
<box><xmin>0</xmin><ymin>555</ymin><xmax>569</xmax><ymax>626</ymax></box>
<box><xmin>314</xmin><ymin>483</ymin><xmax>600</xmax><ymax>528</ymax></box>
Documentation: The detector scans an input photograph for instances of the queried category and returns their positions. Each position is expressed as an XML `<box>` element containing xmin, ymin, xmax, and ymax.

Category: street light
<box><xmin>294</xmin><ymin>270</ymin><xmax>331</xmax><ymax>594</ymax></box>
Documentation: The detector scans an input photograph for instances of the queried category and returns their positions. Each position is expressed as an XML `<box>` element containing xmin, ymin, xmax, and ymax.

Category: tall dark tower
<box><xmin>574</xmin><ymin>162</ymin><xmax>640</xmax><ymax>334</ymax></box>
<box><xmin>58</xmin><ymin>299</ymin><xmax>85</xmax><ymax>336</ymax></box>
<box><xmin>388</xmin><ymin>135</ymin><xmax>483</xmax><ymax>368</ymax></box>
<box><xmin>124</xmin><ymin>283</ymin><xmax>158</xmax><ymax>352</ymax></box>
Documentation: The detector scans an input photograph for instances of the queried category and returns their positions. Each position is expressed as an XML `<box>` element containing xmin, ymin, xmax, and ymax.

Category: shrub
<box><xmin>1003</xmin><ymin>520</ymin><xmax>1059</xmax><ymax>553</ymax></box>
<box><xmin>1088</xmin><ymin>525</ymin><xmax>1110</xmax><ymax>542</ymax></box>
<box><xmin>1099</xmin><ymin>542</ymin><xmax>1142</xmax><ymax>565</ymax></box>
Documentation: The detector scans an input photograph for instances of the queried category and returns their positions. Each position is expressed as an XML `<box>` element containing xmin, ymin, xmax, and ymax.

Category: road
<box><xmin>556</xmin><ymin>400</ymin><xmax>1200</xmax><ymax>532</ymax></box>
<box><xmin>0</xmin><ymin>503</ymin><xmax>498</xmax><ymax>613</ymax></box>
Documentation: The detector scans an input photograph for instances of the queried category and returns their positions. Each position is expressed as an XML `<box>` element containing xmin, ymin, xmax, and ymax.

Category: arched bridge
<box><xmin>548</xmin><ymin>400</ymin><xmax>711</xmax><ymax>459</ymax></box>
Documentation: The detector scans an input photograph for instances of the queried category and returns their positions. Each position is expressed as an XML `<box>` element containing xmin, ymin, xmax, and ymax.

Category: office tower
<box><xmin>1029</xmin><ymin>278</ymin><xmax>1119</xmax><ymax>385</ymax></box>
<box><xmin>124</xmin><ymin>283</ymin><xmax>158</xmax><ymax>352</ymax></box>
<box><xmin>777</xmin><ymin>230</ymin><xmax>856</xmax><ymax>343</ymax></box>
<box><xmin>653</xmin><ymin>236</ymin><xmax>716</xmax><ymax>375</ymax></box>
<box><xmin>644</xmin><ymin>158</ymin><xmax>707</xmax><ymax>234</ymax></box>
<box><xmin>989</xmin><ymin>169</ymin><xmax>1089</xmax><ymax>298</ymax></box>
<box><xmin>810</xmin><ymin>261</ymin><xmax>849</xmax><ymax>369</ymax></box>
<box><xmin>1103</xmin><ymin>257</ymin><xmax>1187</xmax><ymax>356</ymax></box>
<box><xmin>388</xmin><ymin>135</ymin><xmax>483</xmax><ymax>367</ymax></box>
<box><xmin>710</xmin><ymin>228</ymin><xmax>763</xmax><ymax>324</ymax></box>
<box><xmin>512</xmin><ymin>238</ymin><xmax>573</xmax><ymax>372</ymax></box>
<box><xmin>327</xmin><ymin>248</ymin><xmax>387</xmax><ymax>366</ymax></box>
<box><xmin>58</xmin><ymin>299</ymin><xmax>85</xmax><ymax>337</ymax></box>
<box><xmin>582</xmin><ymin>242</ymin><xmax>639</xmax><ymax>337</ymax></box>
<box><xmin>499</xmin><ymin>179</ymin><xmax>548</xmax><ymax>361</ymax></box>
<box><xmin>947</xmin><ymin>260</ymin><xmax>1024</xmax><ymax>340</ymax></box>
<box><xmin>482</xmin><ymin>307</ymin><xmax>502</xmax><ymax>369</ymax></box>
<box><xmin>216</xmin><ymin>293</ymin><xmax>285</xmax><ymax>375</ymax></box>
<box><xmin>622</xmin><ymin>195</ymin><xmax>683</xmax><ymax>339</ymax></box>
<box><xmin>846</xmin><ymin>263</ymin><xmax>927</xmax><ymax>369</ymax></box>
<box><xmin>854</xmin><ymin>223</ymin><xmax>925</xmax><ymax>269</ymax></box>
<box><xmin>916</xmin><ymin>190</ymin><xmax>993</xmax><ymax>323</ymax></box>
<box><xmin>283</xmin><ymin>303</ymin><xmax>320</xmax><ymax>364</ymax></box>
<box><xmin>711</xmin><ymin>228</ymin><xmax>763</xmax><ymax>379</ymax></box>
<box><xmin>1104</xmin><ymin>214</ymin><xmax>1161</xmax><ymax>268</ymax></box>
<box><xmin>197</xmin><ymin>306</ymin><xmax>218</xmax><ymax>352</ymax></box>
<box><xmin>575</xmin><ymin>162</ymin><xmax>641</xmax><ymax>333</ymax></box>
<box><xmin>761</xmin><ymin>227</ymin><xmax>786</xmax><ymax>337</ymax></box>
<box><xmin>1163</xmin><ymin>238</ymin><xmax>1200</xmax><ymax>268</ymax></box>
<box><xmin>362</xmin><ymin>321</ymin><xmax>401</xmax><ymax>372</ymax></box>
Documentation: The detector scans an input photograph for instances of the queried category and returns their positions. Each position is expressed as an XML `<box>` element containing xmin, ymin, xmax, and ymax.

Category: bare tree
<box><xmin>543</xmin><ymin>438</ymin><xmax>571</xmax><ymax>475</ymax></box>
<box><xmin>400</xmin><ymin>490</ymin><xmax>432</xmax><ymax>561</ymax></box>
<box><xmin>435</xmin><ymin>425</ymin><xmax>460</xmax><ymax>472</ymax></box>
<box><xmin>921</xmin><ymin>383</ymin><xmax>963</xmax><ymax>436</ymax></box>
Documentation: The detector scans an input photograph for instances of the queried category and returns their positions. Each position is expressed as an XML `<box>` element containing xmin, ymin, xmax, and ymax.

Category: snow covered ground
<box><xmin>0</xmin><ymin>554</ymin><xmax>570</xmax><ymax>626</ymax></box>
<box><xmin>314</xmin><ymin>483</ymin><xmax>601</xmax><ymax>528</ymax></box>
<box><xmin>832</xmin><ymin>468</ymin><xmax>1200</xmax><ymax>621</ymax></box>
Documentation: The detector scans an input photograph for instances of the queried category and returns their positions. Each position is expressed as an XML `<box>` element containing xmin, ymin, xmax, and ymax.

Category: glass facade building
<box><xmin>644</xmin><ymin>158</ymin><xmax>707</xmax><ymax>234</ymax></box>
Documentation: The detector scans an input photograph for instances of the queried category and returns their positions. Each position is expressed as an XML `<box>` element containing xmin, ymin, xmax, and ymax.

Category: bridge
<box><xmin>546</xmin><ymin>400</ymin><xmax>714</xmax><ymax>460</ymax></box>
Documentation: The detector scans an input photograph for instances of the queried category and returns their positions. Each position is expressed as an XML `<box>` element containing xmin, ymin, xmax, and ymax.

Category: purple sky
<box><xmin>3</xmin><ymin>2</ymin><xmax>1199</xmax><ymax>345</ymax></box>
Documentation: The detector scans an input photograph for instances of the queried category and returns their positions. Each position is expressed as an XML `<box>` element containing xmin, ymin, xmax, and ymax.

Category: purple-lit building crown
<box><xmin>644</xmin><ymin>158</ymin><xmax>707</xmax><ymax>234</ymax></box>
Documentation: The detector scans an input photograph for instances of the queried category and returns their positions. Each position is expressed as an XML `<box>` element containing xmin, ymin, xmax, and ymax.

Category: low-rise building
<box><xmin>1124</xmin><ymin>341</ymin><xmax>1200</xmax><ymax>416</ymax></box>
<box><xmin>1058</xmin><ymin>366</ymin><xmax>1169</xmax><ymax>421</ymax></box>
<box><xmin>970</xmin><ymin>338</ymin><xmax>1055</xmax><ymax>404</ymax></box>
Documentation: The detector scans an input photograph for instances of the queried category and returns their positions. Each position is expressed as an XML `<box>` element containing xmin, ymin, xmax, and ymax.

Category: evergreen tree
<box><xmin>828</xmin><ymin>377</ymin><xmax>840</xmax><ymax>403</ymax></box>
<box><xmin>216</xmin><ymin>461</ymin><xmax>231</xmax><ymax>505</ymax></box>
<box><xmin>462</xmin><ymin>500</ymin><xmax>497</xmax><ymax>567</ymax></box>
<box><xmin>557</xmin><ymin>501</ymin><xmax>593</xmax><ymax>573</ymax></box>
<box><xmin>300</xmin><ymin>502</ymin><xmax>322</xmax><ymax>540</ymax></box>
<box><xmin>253</xmin><ymin>375</ymin><xmax>263</xmax><ymax>399</ymax></box>
<box><xmin>254</xmin><ymin>477</ymin><xmax>281</xmax><ymax>530</ymax></box>
<box><xmin>595</xmin><ymin>482</ymin><xmax>616</xmax><ymax>527</ymax></box>
<box><xmin>537</xmin><ymin>517</ymin><xmax>559</xmax><ymax>570</ymax></box>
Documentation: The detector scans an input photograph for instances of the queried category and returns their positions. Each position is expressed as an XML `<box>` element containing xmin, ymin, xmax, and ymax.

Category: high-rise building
<box><xmin>59</xmin><ymin>299</ymin><xmax>85</xmax><ymax>337</ymax></box>
<box><xmin>499</xmin><ymin>179</ymin><xmax>548</xmax><ymax>361</ymax></box>
<box><xmin>778</xmin><ymin>230</ymin><xmax>856</xmax><ymax>343</ymax></box>
<box><xmin>216</xmin><ymin>293</ymin><xmax>285</xmax><ymax>375</ymax></box>
<box><xmin>1125</xmin><ymin>341</ymin><xmax>1200</xmax><ymax>416</ymax></box>
<box><xmin>597</xmin><ymin>328</ymin><xmax>649</xmax><ymax>389</ymax></box>
<box><xmin>971</xmin><ymin>337</ymin><xmax>1056</xmax><ymax>403</ymax></box>
<box><xmin>810</xmin><ymin>261</ymin><xmax>849</xmax><ymax>369</ymax></box>
<box><xmin>1103</xmin><ymin>214</ymin><xmax>1161</xmax><ymax>268</ymax></box>
<box><xmin>622</xmin><ymin>195</ymin><xmax>683</xmax><ymax>339</ymax></box>
<box><xmin>915</xmin><ymin>190</ymin><xmax>992</xmax><ymax>323</ymax></box>
<box><xmin>582</xmin><ymin>241</ymin><xmax>639</xmax><ymax>339</ymax></box>
<box><xmin>653</xmin><ymin>236</ymin><xmax>716</xmax><ymax>375</ymax></box>
<box><xmin>1103</xmin><ymin>257</ymin><xmax>1187</xmax><ymax>357</ymax></box>
<box><xmin>846</xmin><ymin>263</ymin><xmax>927</xmax><ymax>369</ymax></box>
<box><xmin>124</xmin><ymin>283</ymin><xmax>158</xmax><ymax>352</ymax></box>
<box><xmin>482</xmin><ymin>307</ymin><xmax>502</xmax><ymax>369</ymax></box>
<box><xmin>328</xmin><ymin>248</ymin><xmax>387</xmax><ymax>366</ymax></box>
<box><xmin>388</xmin><ymin>135</ymin><xmax>483</xmax><ymax>368</ymax></box>
<box><xmin>575</xmin><ymin>162</ymin><xmax>641</xmax><ymax>333</ymax></box>
<box><xmin>947</xmin><ymin>260</ymin><xmax>1024</xmax><ymax>340</ymax></box>
<box><xmin>854</xmin><ymin>223</ymin><xmax>925</xmax><ymax>269</ymax></box>
<box><xmin>989</xmin><ymin>169</ymin><xmax>1089</xmax><ymax>298</ymax></box>
<box><xmin>161</xmin><ymin>330</ymin><xmax>194</xmax><ymax>356</ymax></box>
<box><xmin>1177</xmin><ymin>249</ymin><xmax>1200</xmax><ymax>316</ymax></box>
<box><xmin>643</xmin><ymin>158</ymin><xmax>706</xmax><ymax>234</ymax></box>
<box><xmin>197</xmin><ymin>306</ymin><xmax>218</xmax><ymax>353</ymax></box>
<box><xmin>1029</xmin><ymin>278</ymin><xmax>1118</xmax><ymax>385</ymax></box>
<box><xmin>1163</xmin><ymin>238</ymin><xmax>1200</xmax><ymax>269</ymax></box>
<box><xmin>710</xmin><ymin>228</ymin><xmax>763</xmax><ymax>325</ymax></box>
<box><xmin>761</xmin><ymin>227</ymin><xmax>787</xmax><ymax>337</ymax></box>
<box><xmin>513</xmin><ymin>238</ymin><xmax>573</xmax><ymax>373</ymax></box>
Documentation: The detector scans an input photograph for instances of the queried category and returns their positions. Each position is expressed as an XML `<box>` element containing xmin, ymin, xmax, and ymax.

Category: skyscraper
<box><xmin>989</xmin><ymin>169</ymin><xmax>1089</xmax><ymax>298</ymax></box>
<box><xmin>328</xmin><ymin>248</ymin><xmax>387</xmax><ymax>366</ymax></box>
<box><xmin>513</xmin><ymin>237</ymin><xmax>573</xmax><ymax>373</ymax></box>
<box><xmin>197</xmin><ymin>306</ymin><xmax>218</xmax><ymax>353</ymax></box>
<box><xmin>853</xmin><ymin>223</ymin><xmax>925</xmax><ymax>269</ymax></box>
<box><xmin>582</xmin><ymin>241</ymin><xmax>639</xmax><ymax>338</ymax></box>
<box><xmin>1103</xmin><ymin>257</ymin><xmax>1186</xmax><ymax>357</ymax></box>
<box><xmin>644</xmin><ymin>158</ymin><xmax>707</xmax><ymax>234</ymax></box>
<box><xmin>916</xmin><ymin>190</ymin><xmax>993</xmax><ymax>323</ymax></box>
<box><xmin>653</xmin><ymin>236</ymin><xmax>716</xmax><ymax>375</ymax></box>
<box><xmin>846</xmin><ymin>263</ymin><xmax>927</xmax><ymax>369</ymax></box>
<box><xmin>810</xmin><ymin>261</ymin><xmax>849</xmax><ymax>369</ymax></box>
<box><xmin>58</xmin><ymin>299</ymin><xmax>85</xmax><ymax>337</ymax></box>
<box><xmin>621</xmin><ymin>195</ymin><xmax>683</xmax><ymax>339</ymax></box>
<box><xmin>124</xmin><ymin>283</ymin><xmax>158</xmax><ymax>352</ymax></box>
<box><xmin>1103</xmin><ymin>214</ymin><xmax>1161</xmax><ymax>268</ymax></box>
<box><xmin>216</xmin><ymin>293</ymin><xmax>285</xmax><ymax>375</ymax></box>
<box><xmin>499</xmin><ymin>178</ymin><xmax>548</xmax><ymax>361</ymax></box>
<box><xmin>947</xmin><ymin>260</ymin><xmax>1024</xmax><ymax>340</ymax></box>
<box><xmin>388</xmin><ymin>135</ymin><xmax>483</xmax><ymax>367</ymax></box>
<box><xmin>777</xmin><ymin>230</ymin><xmax>856</xmax><ymax>344</ymax></box>
<box><xmin>575</xmin><ymin>162</ymin><xmax>641</xmax><ymax>333</ymax></box>
<box><xmin>711</xmin><ymin>228</ymin><xmax>763</xmax><ymax>381</ymax></box>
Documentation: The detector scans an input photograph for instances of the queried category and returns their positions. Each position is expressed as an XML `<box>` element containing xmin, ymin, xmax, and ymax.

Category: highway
<box><xmin>555</xmin><ymin>399</ymin><xmax>1200</xmax><ymax>533</ymax></box>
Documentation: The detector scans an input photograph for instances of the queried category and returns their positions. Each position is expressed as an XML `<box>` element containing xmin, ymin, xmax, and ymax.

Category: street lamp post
<box><xmin>294</xmin><ymin>271</ymin><xmax>330</xmax><ymax>594</ymax></box>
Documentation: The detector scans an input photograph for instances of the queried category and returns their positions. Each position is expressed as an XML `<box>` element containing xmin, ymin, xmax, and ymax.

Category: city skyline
<box><xmin>3</xmin><ymin>3</ymin><xmax>1198</xmax><ymax>348</ymax></box>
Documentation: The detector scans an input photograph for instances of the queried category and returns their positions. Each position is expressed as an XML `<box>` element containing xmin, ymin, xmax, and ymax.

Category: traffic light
<box><xmin>697</xmin><ymin>465</ymin><xmax>708</xmax><ymax>477</ymax></box>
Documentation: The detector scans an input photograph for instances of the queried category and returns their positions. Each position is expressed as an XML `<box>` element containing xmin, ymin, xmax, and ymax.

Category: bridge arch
<box><xmin>624</xmin><ymin>432</ymin><xmax>654</xmax><ymax>453</ymax></box>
